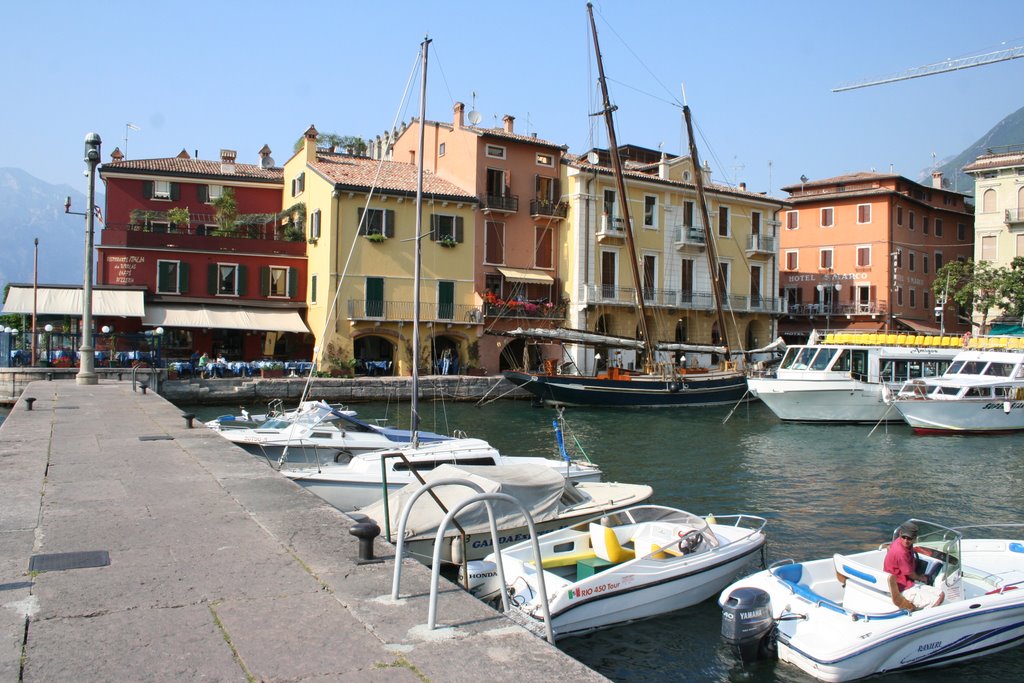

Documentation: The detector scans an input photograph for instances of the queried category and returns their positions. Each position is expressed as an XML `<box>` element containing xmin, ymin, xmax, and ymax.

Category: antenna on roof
<box><xmin>124</xmin><ymin>122</ymin><xmax>140</xmax><ymax>159</ymax></box>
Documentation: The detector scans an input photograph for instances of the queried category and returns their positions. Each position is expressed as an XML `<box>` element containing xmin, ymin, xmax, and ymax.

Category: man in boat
<box><xmin>883</xmin><ymin>521</ymin><xmax>945</xmax><ymax>610</ymax></box>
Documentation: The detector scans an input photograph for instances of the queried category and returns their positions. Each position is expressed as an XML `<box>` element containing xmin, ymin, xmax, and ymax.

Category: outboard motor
<box><xmin>721</xmin><ymin>587</ymin><xmax>776</xmax><ymax>663</ymax></box>
<box><xmin>460</xmin><ymin>560</ymin><xmax>502</xmax><ymax>601</ymax></box>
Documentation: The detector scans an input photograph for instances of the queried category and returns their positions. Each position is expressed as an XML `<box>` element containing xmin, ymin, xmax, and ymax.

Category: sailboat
<box><xmin>283</xmin><ymin>38</ymin><xmax>604</xmax><ymax>510</ymax></box>
<box><xmin>502</xmin><ymin>4</ymin><xmax>750</xmax><ymax>408</ymax></box>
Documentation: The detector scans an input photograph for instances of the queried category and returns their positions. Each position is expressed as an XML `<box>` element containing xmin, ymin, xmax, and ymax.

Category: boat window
<box><xmin>396</xmin><ymin>457</ymin><xmax>498</xmax><ymax>471</ymax></box>
<box><xmin>261</xmin><ymin>419</ymin><xmax>291</xmax><ymax>429</ymax></box>
<box><xmin>850</xmin><ymin>350</ymin><xmax>868</xmax><ymax>379</ymax></box>
<box><xmin>789</xmin><ymin>347</ymin><xmax>817</xmax><ymax>370</ymax></box>
<box><xmin>958</xmin><ymin>361</ymin><xmax>988</xmax><ymax>375</ymax></box>
<box><xmin>994</xmin><ymin>386</ymin><xmax>1017</xmax><ymax>398</ymax></box>
<box><xmin>907</xmin><ymin>361</ymin><xmax>924</xmax><ymax>379</ymax></box>
<box><xmin>964</xmin><ymin>387</ymin><xmax>990</xmax><ymax>398</ymax></box>
<box><xmin>983</xmin><ymin>362</ymin><xmax>1014</xmax><ymax>377</ymax></box>
<box><xmin>832</xmin><ymin>349</ymin><xmax>850</xmax><ymax>372</ymax></box>
<box><xmin>945</xmin><ymin>361</ymin><xmax>964</xmax><ymax>376</ymax></box>
<box><xmin>922</xmin><ymin>361</ymin><xmax>948</xmax><ymax>377</ymax></box>
<box><xmin>935</xmin><ymin>386</ymin><xmax>959</xmax><ymax>396</ymax></box>
<box><xmin>809</xmin><ymin>348</ymin><xmax>837</xmax><ymax>370</ymax></box>
<box><xmin>778</xmin><ymin>347</ymin><xmax>802</xmax><ymax>370</ymax></box>
<box><xmin>310</xmin><ymin>432</ymin><xmax>334</xmax><ymax>439</ymax></box>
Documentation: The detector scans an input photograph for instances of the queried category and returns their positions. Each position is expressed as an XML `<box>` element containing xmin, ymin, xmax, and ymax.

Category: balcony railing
<box><xmin>746</xmin><ymin>234</ymin><xmax>777</xmax><ymax>254</ymax></box>
<box><xmin>347</xmin><ymin>299</ymin><xmax>482</xmax><ymax>323</ymax></box>
<box><xmin>1006</xmin><ymin>208</ymin><xmax>1024</xmax><ymax>225</ymax></box>
<box><xmin>580</xmin><ymin>285</ymin><xmax>777</xmax><ymax>313</ymax></box>
<box><xmin>483</xmin><ymin>300</ymin><xmax>567</xmax><ymax>320</ymax></box>
<box><xmin>530</xmin><ymin>198</ymin><xmax>568</xmax><ymax>219</ymax></box>
<box><xmin>102</xmin><ymin>220</ymin><xmax>299</xmax><ymax>242</ymax></box>
<box><xmin>786</xmin><ymin>301</ymin><xmax>888</xmax><ymax>316</ymax></box>
<box><xmin>672</xmin><ymin>225</ymin><xmax>706</xmax><ymax>248</ymax></box>
<box><xmin>480</xmin><ymin>194</ymin><xmax>519</xmax><ymax>213</ymax></box>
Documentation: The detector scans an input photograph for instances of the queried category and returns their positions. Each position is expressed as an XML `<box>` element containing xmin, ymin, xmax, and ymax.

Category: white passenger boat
<box><xmin>464</xmin><ymin>504</ymin><xmax>766</xmax><ymax>639</ymax></box>
<box><xmin>890</xmin><ymin>340</ymin><xmax>1024</xmax><ymax>434</ymax></box>
<box><xmin>720</xmin><ymin>519</ymin><xmax>1024</xmax><ymax>681</ymax></box>
<box><xmin>355</xmin><ymin>463</ymin><xmax>651</xmax><ymax>565</ymax></box>
<box><xmin>282</xmin><ymin>437</ymin><xmax>603</xmax><ymax>511</ymax></box>
<box><xmin>749</xmin><ymin>332</ymin><xmax>959</xmax><ymax>423</ymax></box>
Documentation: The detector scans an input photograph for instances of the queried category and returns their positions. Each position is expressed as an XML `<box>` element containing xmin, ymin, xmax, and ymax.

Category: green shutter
<box><xmin>179</xmin><ymin>263</ymin><xmax>190</xmax><ymax>293</ymax></box>
<box><xmin>260</xmin><ymin>266</ymin><xmax>270</xmax><ymax>296</ymax></box>
<box><xmin>197</xmin><ymin>185</ymin><xmax>208</xmax><ymax>203</ymax></box>
<box><xmin>207</xmin><ymin>264</ymin><xmax>217</xmax><ymax>295</ymax></box>
<box><xmin>455</xmin><ymin>216</ymin><xmax>464</xmax><ymax>243</ymax></box>
<box><xmin>357</xmin><ymin>207</ymin><xmax>366</xmax><ymax>235</ymax></box>
<box><xmin>429</xmin><ymin>214</ymin><xmax>438</xmax><ymax>240</ymax></box>
<box><xmin>385</xmin><ymin>209</ymin><xmax>395</xmax><ymax>238</ymax></box>
<box><xmin>237</xmin><ymin>265</ymin><xmax>248</xmax><ymax>296</ymax></box>
<box><xmin>170</xmin><ymin>183</ymin><xmax>180</xmax><ymax>201</ymax></box>
<box><xmin>288</xmin><ymin>267</ymin><xmax>298</xmax><ymax>298</ymax></box>
<box><xmin>143</xmin><ymin>181</ymin><xmax>153</xmax><ymax>199</ymax></box>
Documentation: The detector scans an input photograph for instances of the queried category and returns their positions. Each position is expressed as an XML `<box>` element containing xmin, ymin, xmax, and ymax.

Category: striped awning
<box><xmin>142</xmin><ymin>304</ymin><xmax>309</xmax><ymax>333</ymax></box>
<box><xmin>2</xmin><ymin>286</ymin><xmax>146</xmax><ymax>317</ymax></box>
<box><xmin>497</xmin><ymin>267</ymin><xmax>554</xmax><ymax>284</ymax></box>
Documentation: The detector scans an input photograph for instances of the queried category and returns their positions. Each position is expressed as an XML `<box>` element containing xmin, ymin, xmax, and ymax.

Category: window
<box><xmin>983</xmin><ymin>189</ymin><xmax>997</xmax><ymax>213</ymax></box>
<box><xmin>266</xmin><ymin>266</ymin><xmax>290</xmax><ymax>298</ymax></box>
<box><xmin>820</xmin><ymin>207</ymin><xmax>834</xmax><ymax>227</ymax></box>
<box><xmin>924</xmin><ymin>290</ymin><xmax>930</xmax><ymax>311</ymax></box>
<box><xmin>310</xmin><ymin>274</ymin><xmax>318</xmax><ymax>305</ymax></box>
<box><xmin>1018</xmin><ymin>233</ymin><xmax>1024</xmax><ymax>257</ymax></box>
<box><xmin>909</xmin><ymin>211</ymin><xmax>916</xmax><ymax>231</ymax></box>
<box><xmin>909</xmin><ymin>289</ymin><xmax>916</xmax><ymax>308</ymax></box>
<box><xmin>535</xmin><ymin>153</ymin><xmax>553</xmax><ymax>167</ymax></box>
<box><xmin>438</xmin><ymin>142</ymin><xmax>445</xmax><ymax>157</ymax></box>
<box><xmin>934</xmin><ymin>218</ymin><xmax>943</xmax><ymax>237</ymax></box>
<box><xmin>751</xmin><ymin>211</ymin><xmax>762</xmax><ymax>235</ymax></box>
<box><xmin>785</xmin><ymin>210</ymin><xmax>799</xmax><ymax>230</ymax></box>
<box><xmin>750</xmin><ymin>265</ymin><xmax>762</xmax><ymax>306</ymax></box>
<box><xmin>935</xmin><ymin>252</ymin><xmax>943</xmax><ymax>270</ymax></box>
<box><xmin>819</xmin><ymin>248</ymin><xmax>833</xmax><ymax>270</ymax></box>
<box><xmin>857</xmin><ymin>204</ymin><xmax>871</xmax><ymax>224</ymax></box>
<box><xmin>603</xmin><ymin>189</ymin><xmax>617</xmax><ymax>217</ymax></box>
<box><xmin>897</xmin><ymin>206</ymin><xmax>903</xmax><ymax>225</ymax></box>
<box><xmin>431</xmin><ymin>214</ymin><xmax>463</xmax><ymax>243</ymax></box>
<box><xmin>485</xmin><ymin>221</ymin><xmax>504</xmax><ymax>264</ymax></box>
<box><xmin>683</xmin><ymin>201</ymin><xmax>696</xmax><ymax>227</ymax></box>
<box><xmin>486</xmin><ymin>168</ymin><xmax>508</xmax><ymax>198</ymax></box>
<box><xmin>718</xmin><ymin>261</ymin><xmax>731</xmax><ymax>293</ymax></box>
<box><xmin>957</xmin><ymin>223</ymin><xmax>966</xmax><ymax>241</ymax></box>
<box><xmin>896</xmin><ymin>286</ymin><xmax>903</xmax><ymax>306</ymax></box>
<box><xmin>437</xmin><ymin>281</ymin><xmax>455</xmax><ymax>320</ymax></box>
<box><xmin>212</xmin><ymin>263</ymin><xmax>241</xmax><ymax>296</ymax></box>
<box><xmin>291</xmin><ymin>172</ymin><xmax>305</xmax><ymax>196</ymax></box>
<box><xmin>923</xmin><ymin>254</ymin><xmax>929</xmax><ymax>274</ymax></box>
<box><xmin>643</xmin><ymin>195</ymin><xmax>657</xmax><ymax>228</ymax></box>
<box><xmin>642</xmin><ymin>254</ymin><xmax>657</xmax><ymax>301</ymax></box>
<box><xmin>785</xmin><ymin>250</ymin><xmax>798</xmax><ymax>271</ymax></box>
<box><xmin>359</xmin><ymin>207</ymin><xmax>395</xmax><ymax>238</ymax></box>
<box><xmin>535</xmin><ymin>226</ymin><xmax>554</xmax><ymax>269</ymax></box>
<box><xmin>856</xmin><ymin>245</ymin><xmax>871</xmax><ymax>267</ymax></box>
<box><xmin>922</xmin><ymin>216</ymin><xmax>929</xmax><ymax>235</ymax></box>
<box><xmin>909</xmin><ymin>252</ymin><xmax>916</xmax><ymax>271</ymax></box>
<box><xmin>154</xmin><ymin>180</ymin><xmax>171</xmax><ymax>200</ymax></box>
<box><xmin>366</xmin><ymin>277</ymin><xmax>384</xmax><ymax>317</ymax></box>
<box><xmin>310</xmin><ymin>209</ymin><xmax>321</xmax><ymax>240</ymax></box>
<box><xmin>485</xmin><ymin>144</ymin><xmax>506</xmax><ymax>159</ymax></box>
<box><xmin>981</xmin><ymin>235</ymin><xmax>997</xmax><ymax>261</ymax></box>
<box><xmin>680</xmin><ymin>259</ymin><xmax>694</xmax><ymax>301</ymax></box>
<box><xmin>157</xmin><ymin>260</ymin><xmax>186</xmax><ymax>294</ymax></box>
<box><xmin>208</xmin><ymin>184</ymin><xmax>223</xmax><ymax>202</ymax></box>
<box><xmin>718</xmin><ymin>206</ymin><xmax>729</xmax><ymax>237</ymax></box>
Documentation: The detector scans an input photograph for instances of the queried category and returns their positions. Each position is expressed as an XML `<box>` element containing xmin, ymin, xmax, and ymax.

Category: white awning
<box><xmin>143</xmin><ymin>304</ymin><xmax>309</xmax><ymax>333</ymax></box>
<box><xmin>497</xmin><ymin>267</ymin><xmax>554</xmax><ymax>284</ymax></box>
<box><xmin>2</xmin><ymin>286</ymin><xmax>146</xmax><ymax>317</ymax></box>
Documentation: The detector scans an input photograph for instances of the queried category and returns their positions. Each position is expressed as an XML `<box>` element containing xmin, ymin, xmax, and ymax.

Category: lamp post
<box><xmin>78</xmin><ymin>133</ymin><xmax>101</xmax><ymax>385</ymax></box>
<box><xmin>44</xmin><ymin>324</ymin><xmax>53</xmax><ymax>365</ymax></box>
<box><xmin>32</xmin><ymin>238</ymin><xmax>38</xmax><ymax>366</ymax></box>
<box><xmin>816</xmin><ymin>282</ymin><xmax>843</xmax><ymax>331</ymax></box>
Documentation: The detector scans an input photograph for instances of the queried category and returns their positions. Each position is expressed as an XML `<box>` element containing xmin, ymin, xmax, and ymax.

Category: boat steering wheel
<box><xmin>677</xmin><ymin>529</ymin><xmax>703</xmax><ymax>555</ymax></box>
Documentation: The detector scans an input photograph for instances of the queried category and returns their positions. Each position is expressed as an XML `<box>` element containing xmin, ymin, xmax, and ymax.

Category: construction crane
<box><xmin>833</xmin><ymin>43</ymin><xmax>1024</xmax><ymax>92</ymax></box>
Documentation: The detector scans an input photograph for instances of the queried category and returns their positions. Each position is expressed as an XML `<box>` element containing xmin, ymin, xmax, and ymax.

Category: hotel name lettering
<box><xmin>108</xmin><ymin>255</ymin><xmax>146</xmax><ymax>284</ymax></box>
<box><xmin>786</xmin><ymin>272</ymin><xmax>868</xmax><ymax>284</ymax></box>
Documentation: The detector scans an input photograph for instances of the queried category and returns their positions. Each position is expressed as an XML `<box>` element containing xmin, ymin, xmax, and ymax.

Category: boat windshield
<box><xmin>786</xmin><ymin>347</ymin><xmax>818</xmax><ymax>370</ymax></box>
<box><xmin>894</xmin><ymin>519</ymin><xmax>962</xmax><ymax>589</ymax></box>
<box><xmin>956</xmin><ymin>360</ymin><xmax>988</xmax><ymax>375</ymax></box>
<box><xmin>809</xmin><ymin>348</ymin><xmax>837</xmax><ymax>370</ymax></box>
<box><xmin>983</xmin><ymin>362</ymin><xmax>1015</xmax><ymax>377</ymax></box>
<box><xmin>778</xmin><ymin>347</ymin><xmax>802</xmax><ymax>370</ymax></box>
<box><xmin>832</xmin><ymin>349</ymin><xmax>851</xmax><ymax>372</ymax></box>
<box><xmin>259</xmin><ymin>419</ymin><xmax>293</xmax><ymax>430</ymax></box>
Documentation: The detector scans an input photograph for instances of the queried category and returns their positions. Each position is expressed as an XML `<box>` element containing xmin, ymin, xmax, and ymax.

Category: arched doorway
<box><xmin>675</xmin><ymin>318</ymin><xmax>688</xmax><ymax>343</ymax></box>
<box><xmin>353</xmin><ymin>335</ymin><xmax>395</xmax><ymax>376</ymax></box>
<box><xmin>499</xmin><ymin>337</ymin><xmax>536</xmax><ymax>372</ymax></box>
<box><xmin>431</xmin><ymin>335</ymin><xmax>460</xmax><ymax>375</ymax></box>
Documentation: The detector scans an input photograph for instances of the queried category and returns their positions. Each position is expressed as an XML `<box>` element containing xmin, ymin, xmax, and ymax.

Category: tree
<box><xmin>212</xmin><ymin>188</ymin><xmax>238</xmax><ymax>234</ymax></box>
<box><xmin>1000</xmin><ymin>256</ymin><xmax>1024</xmax><ymax>319</ymax></box>
<box><xmin>292</xmin><ymin>132</ymin><xmax>367</xmax><ymax>155</ymax></box>
<box><xmin>933</xmin><ymin>258</ymin><xmax>1009</xmax><ymax>332</ymax></box>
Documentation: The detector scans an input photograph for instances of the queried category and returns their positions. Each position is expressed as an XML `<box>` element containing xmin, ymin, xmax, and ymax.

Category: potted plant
<box><xmin>167</xmin><ymin>206</ymin><xmax>190</xmax><ymax>232</ymax></box>
<box><xmin>366</xmin><ymin>233</ymin><xmax>387</xmax><ymax>243</ymax></box>
<box><xmin>438</xmin><ymin>237</ymin><xmax>457</xmax><ymax>248</ymax></box>
<box><xmin>260</xmin><ymin>361</ymin><xmax>285</xmax><ymax>378</ymax></box>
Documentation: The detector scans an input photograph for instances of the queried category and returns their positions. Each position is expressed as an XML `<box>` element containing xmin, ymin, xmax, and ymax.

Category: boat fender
<box><xmin>1005</xmin><ymin>401</ymin><xmax>1012</xmax><ymax>414</ymax></box>
<box><xmin>669</xmin><ymin>380</ymin><xmax>685</xmax><ymax>393</ymax></box>
<box><xmin>678</xmin><ymin>529</ymin><xmax>703</xmax><ymax>555</ymax></box>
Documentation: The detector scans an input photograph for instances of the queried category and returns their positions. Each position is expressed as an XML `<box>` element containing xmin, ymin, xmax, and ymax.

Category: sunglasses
<box><xmin>901</xmin><ymin>534</ymin><xmax>917</xmax><ymax>541</ymax></box>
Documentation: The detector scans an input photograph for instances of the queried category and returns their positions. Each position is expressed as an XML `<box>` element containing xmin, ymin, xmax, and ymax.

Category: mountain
<box><xmin>0</xmin><ymin>168</ymin><xmax>103</xmax><ymax>290</ymax></box>
<box><xmin>924</xmin><ymin>104</ymin><xmax>1024</xmax><ymax>196</ymax></box>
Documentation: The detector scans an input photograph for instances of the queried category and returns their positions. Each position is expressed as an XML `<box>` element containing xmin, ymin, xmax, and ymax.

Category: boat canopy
<box><xmin>359</xmin><ymin>463</ymin><xmax>568</xmax><ymax>539</ymax></box>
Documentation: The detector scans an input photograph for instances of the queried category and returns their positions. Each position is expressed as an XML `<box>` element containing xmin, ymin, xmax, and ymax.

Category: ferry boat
<box><xmin>890</xmin><ymin>336</ymin><xmax>1024</xmax><ymax>434</ymax></box>
<box><xmin>748</xmin><ymin>332</ymin><xmax>960</xmax><ymax>423</ymax></box>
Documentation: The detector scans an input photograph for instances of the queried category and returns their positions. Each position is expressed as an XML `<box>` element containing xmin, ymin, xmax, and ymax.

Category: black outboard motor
<box><xmin>721</xmin><ymin>587</ymin><xmax>776</xmax><ymax>663</ymax></box>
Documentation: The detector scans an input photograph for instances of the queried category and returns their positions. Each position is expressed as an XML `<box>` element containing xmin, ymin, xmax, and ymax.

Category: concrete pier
<box><xmin>0</xmin><ymin>381</ymin><xmax>605</xmax><ymax>682</ymax></box>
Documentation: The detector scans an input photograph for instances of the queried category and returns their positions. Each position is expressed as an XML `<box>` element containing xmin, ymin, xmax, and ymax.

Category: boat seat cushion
<box><xmin>590</xmin><ymin>523</ymin><xmax>634</xmax><ymax>564</ymax></box>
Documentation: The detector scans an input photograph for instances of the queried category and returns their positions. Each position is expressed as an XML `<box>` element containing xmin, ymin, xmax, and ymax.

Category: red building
<box><xmin>98</xmin><ymin>147</ymin><xmax>311</xmax><ymax>362</ymax></box>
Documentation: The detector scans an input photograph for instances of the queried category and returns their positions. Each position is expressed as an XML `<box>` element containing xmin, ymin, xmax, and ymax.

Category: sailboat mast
<box><xmin>586</xmin><ymin>3</ymin><xmax>656</xmax><ymax>373</ymax></box>
<box><xmin>683</xmin><ymin>105</ymin><xmax>731</xmax><ymax>360</ymax></box>
<box><xmin>411</xmin><ymin>36</ymin><xmax>430</xmax><ymax>446</ymax></box>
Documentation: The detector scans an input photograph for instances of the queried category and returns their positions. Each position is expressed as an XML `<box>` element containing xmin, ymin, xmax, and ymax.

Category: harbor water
<box><xmin>6</xmin><ymin>398</ymin><xmax>1024</xmax><ymax>681</ymax></box>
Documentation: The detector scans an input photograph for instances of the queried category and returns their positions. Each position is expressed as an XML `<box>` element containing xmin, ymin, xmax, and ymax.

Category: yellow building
<box><xmin>283</xmin><ymin>126</ymin><xmax>479</xmax><ymax>375</ymax></box>
<box><xmin>561</xmin><ymin>145</ymin><xmax>787</xmax><ymax>371</ymax></box>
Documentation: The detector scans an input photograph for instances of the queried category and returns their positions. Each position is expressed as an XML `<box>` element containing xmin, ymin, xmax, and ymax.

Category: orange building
<box><xmin>777</xmin><ymin>172</ymin><xmax>973</xmax><ymax>342</ymax></box>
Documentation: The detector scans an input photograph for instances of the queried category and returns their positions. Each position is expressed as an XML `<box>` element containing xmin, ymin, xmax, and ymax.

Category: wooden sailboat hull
<box><xmin>503</xmin><ymin>370</ymin><xmax>748</xmax><ymax>407</ymax></box>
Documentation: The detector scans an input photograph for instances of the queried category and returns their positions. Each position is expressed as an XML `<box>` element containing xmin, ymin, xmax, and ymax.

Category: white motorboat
<box><xmin>889</xmin><ymin>341</ymin><xmax>1024</xmax><ymax>434</ymax></box>
<box><xmin>355</xmin><ymin>463</ymin><xmax>651</xmax><ymax>565</ymax></box>
<box><xmin>282</xmin><ymin>437</ymin><xmax>603</xmax><ymax>511</ymax></box>
<box><xmin>719</xmin><ymin>519</ymin><xmax>1024</xmax><ymax>681</ymax></box>
<box><xmin>463</xmin><ymin>504</ymin><xmax>766</xmax><ymax>640</ymax></box>
<box><xmin>749</xmin><ymin>332</ymin><xmax>959</xmax><ymax>423</ymax></box>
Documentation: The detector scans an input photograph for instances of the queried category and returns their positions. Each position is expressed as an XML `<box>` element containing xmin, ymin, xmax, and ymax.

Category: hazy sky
<box><xmin>4</xmin><ymin>1</ymin><xmax>1024</xmax><ymax>198</ymax></box>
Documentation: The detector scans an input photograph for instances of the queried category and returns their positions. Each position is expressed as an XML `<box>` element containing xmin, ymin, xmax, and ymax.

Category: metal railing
<box><xmin>347</xmin><ymin>299</ymin><xmax>482</xmax><ymax>323</ymax></box>
<box><xmin>786</xmin><ymin>301</ymin><xmax>888</xmax><ymax>316</ymax></box>
<box><xmin>530</xmin><ymin>199</ymin><xmax>568</xmax><ymax>218</ymax></box>
<box><xmin>480</xmin><ymin>194</ymin><xmax>519</xmax><ymax>212</ymax></box>
<box><xmin>1006</xmin><ymin>208</ymin><xmax>1024</xmax><ymax>224</ymax></box>
<box><xmin>672</xmin><ymin>225</ymin><xmax>706</xmax><ymax>246</ymax></box>
<box><xmin>102</xmin><ymin>221</ymin><xmax>299</xmax><ymax>242</ymax></box>
<box><xmin>746</xmin><ymin>234</ymin><xmax>777</xmax><ymax>253</ymax></box>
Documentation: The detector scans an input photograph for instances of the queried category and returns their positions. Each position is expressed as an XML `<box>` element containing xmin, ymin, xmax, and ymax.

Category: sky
<box><xmin>4</xmin><ymin>1</ymin><xmax>1024</xmax><ymax>199</ymax></box>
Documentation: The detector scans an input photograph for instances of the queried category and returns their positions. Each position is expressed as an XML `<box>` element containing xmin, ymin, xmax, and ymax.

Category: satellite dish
<box><xmin>800</xmin><ymin>174</ymin><xmax>809</xmax><ymax>183</ymax></box>
<box><xmin>467</xmin><ymin>110</ymin><xmax>482</xmax><ymax>125</ymax></box>
<box><xmin>587</xmin><ymin>151</ymin><xmax>600</xmax><ymax>165</ymax></box>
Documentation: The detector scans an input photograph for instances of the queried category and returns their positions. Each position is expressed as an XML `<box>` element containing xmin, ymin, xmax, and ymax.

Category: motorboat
<box><xmin>205</xmin><ymin>400</ymin><xmax>451</xmax><ymax>461</ymax></box>
<box><xmin>354</xmin><ymin>463</ymin><xmax>651</xmax><ymax>565</ymax></box>
<box><xmin>749</xmin><ymin>331</ymin><xmax>959</xmax><ymax>423</ymax></box>
<box><xmin>463</xmin><ymin>504</ymin><xmax>766</xmax><ymax>640</ymax></box>
<box><xmin>282</xmin><ymin>437</ymin><xmax>603</xmax><ymax>511</ymax></box>
<box><xmin>719</xmin><ymin>519</ymin><xmax>1024</xmax><ymax>681</ymax></box>
<box><xmin>889</xmin><ymin>340</ymin><xmax>1024</xmax><ymax>433</ymax></box>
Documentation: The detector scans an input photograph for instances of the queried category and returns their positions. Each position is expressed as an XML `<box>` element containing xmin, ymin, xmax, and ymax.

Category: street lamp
<box><xmin>44</xmin><ymin>323</ymin><xmax>53</xmax><ymax>365</ymax></box>
<box><xmin>77</xmin><ymin>133</ymin><xmax>101</xmax><ymax>384</ymax></box>
<box><xmin>816</xmin><ymin>282</ymin><xmax>843</xmax><ymax>331</ymax></box>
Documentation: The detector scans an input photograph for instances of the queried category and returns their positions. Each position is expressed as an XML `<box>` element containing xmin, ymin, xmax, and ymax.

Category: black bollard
<box><xmin>24</xmin><ymin>397</ymin><xmax>36</xmax><ymax>411</ymax></box>
<box><xmin>349</xmin><ymin>522</ymin><xmax>383</xmax><ymax>564</ymax></box>
<box><xmin>181</xmin><ymin>413</ymin><xmax>197</xmax><ymax>428</ymax></box>
<box><xmin>139</xmin><ymin>381</ymin><xmax>149</xmax><ymax>395</ymax></box>
<box><xmin>46</xmin><ymin>373</ymin><xmax>53</xmax><ymax>381</ymax></box>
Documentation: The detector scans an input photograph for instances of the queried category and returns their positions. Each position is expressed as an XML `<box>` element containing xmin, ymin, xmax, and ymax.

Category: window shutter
<box><xmin>429</xmin><ymin>214</ymin><xmax>438</xmax><ymax>240</ymax></box>
<box><xmin>260</xmin><ymin>266</ymin><xmax>270</xmax><ymax>296</ymax></box>
<box><xmin>311</xmin><ymin>209</ymin><xmax>321</xmax><ymax>239</ymax></box>
<box><xmin>535</xmin><ymin>174</ymin><xmax>541</xmax><ymax>195</ymax></box>
<box><xmin>357</xmin><ymin>207</ymin><xmax>366</xmax><ymax>236</ymax></box>
<box><xmin>143</xmin><ymin>181</ymin><xmax>153</xmax><ymax>199</ymax></box>
<box><xmin>554</xmin><ymin>178</ymin><xmax>561</xmax><ymax>202</ymax></box>
<box><xmin>385</xmin><ymin>209</ymin><xmax>395</xmax><ymax>238</ymax></box>
<box><xmin>179</xmin><ymin>263</ymin><xmax>190</xmax><ymax>293</ymax></box>
<box><xmin>207</xmin><ymin>264</ymin><xmax>218</xmax><ymax>295</ymax></box>
<box><xmin>170</xmin><ymin>183</ymin><xmax>180</xmax><ymax>201</ymax></box>
<box><xmin>197</xmin><ymin>185</ymin><xmax>208</xmax><ymax>203</ymax></box>
<box><xmin>455</xmin><ymin>216</ymin><xmax>464</xmax><ymax>243</ymax></box>
<box><xmin>288</xmin><ymin>267</ymin><xmax>298</xmax><ymax>298</ymax></box>
<box><xmin>291</xmin><ymin>179</ymin><xmax>296</xmax><ymax>197</ymax></box>
<box><xmin>238</xmin><ymin>265</ymin><xmax>248</xmax><ymax>296</ymax></box>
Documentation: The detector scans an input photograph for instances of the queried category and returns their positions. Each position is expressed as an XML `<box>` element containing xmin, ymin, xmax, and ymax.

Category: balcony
<box><xmin>745</xmin><ymin>234</ymin><xmax>777</xmax><ymax>257</ymax></box>
<box><xmin>530</xmin><ymin>198</ymin><xmax>568</xmax><ymax>220</ymax></box>
<box><xmin>480</xmin><ymin>194</ymin><xmax>519</xmax><ymax>214</ymax></box>
<box><xmin>597</xmin><ymin>215</ymin><xmax>629</xmax><ymax>243</ymax></box>
<box><xmin>672</xmin><ymin>224</ymin><xmax>706</xmax><ymax>250</ymax></box>
<box><xmin>100</xmin><ymin>221</ymin><xmax>306</xmax><ymax>255</ymax></box>
<box><xmin>347</xmin><ymin>299</ymin><xmax>482</xmax><ymax>324</ymax></box>
<box><xmin>786</xmin><ymin>301</ymin><xmax>888</xmax><ymax>317</ymax></box>
<box><xmin>483</xmin><ymin>299</ymin><xmax>567</xmax><ymax>321</ymax></box>
<box><xmin>1006</xmin><ymin>208</ymin><xmax>1024</xmax><ymax>226</ymax></box>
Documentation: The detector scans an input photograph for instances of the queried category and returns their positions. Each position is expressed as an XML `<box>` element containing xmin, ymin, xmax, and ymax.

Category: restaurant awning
<box><xmin>497</xmin><ymin>267</ymin><xmax>554</xmax><ymax>284</ymax></box>
<box><xmin>896</xmin><ymin>318</ymin><xmax>943</xmax><ymax>335</ymax></box>
<box><xmin>142</xmin><ymin>304</ymin><xmax>310</xmax><ymax>333</ymax></box>
<box><xmin>2</xmin><ymin>286</ymin><xmax>146</xmax><ymax>317</ymax></box>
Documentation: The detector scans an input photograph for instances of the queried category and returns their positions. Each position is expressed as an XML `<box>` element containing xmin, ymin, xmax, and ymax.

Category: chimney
<box><xmin>219</xmin><ymin>149</ymin><xmax>237</xmax><ymax>174</ymax></box>
<box><xmin>453</xmin><ymin>102</ymin><xmax>465</xmax><ymax>129</ymax></box>
<box><xmin>931</xmin><ymin>171</ymin><xmax>943</xmax><ymax>189</ymax></box>
<box><xmin>503</xmin><ymin>114</ymin><xmax>515</xmax><ymax>134</ymax></box>
<box><xmin>739</xmin><ymin>182</ymin><xmax>747</xmax><ymax>191</ymax></box>
<box><xmin>110</xmin><ymin>147</ymin><xmax>124</xmax><ymax>162</ymax></box>
<box><xmin>658</xmin><ymin>152</ymin><xmax>669</xmax><ymax>180</ymax></box>
<box><xmin>258</xmin><ymin>144</ymin><xmax>275</xmax><ymax>169</ymax></box>
<box><xmin>303</xmin><ymin>124</ymin><xmax>318</xmax><ymax>163</ymax></box>
<box><xmin>701</xmin><ymin>160</ymin><xmax>712</xmax><ymax>186</ymax></box>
